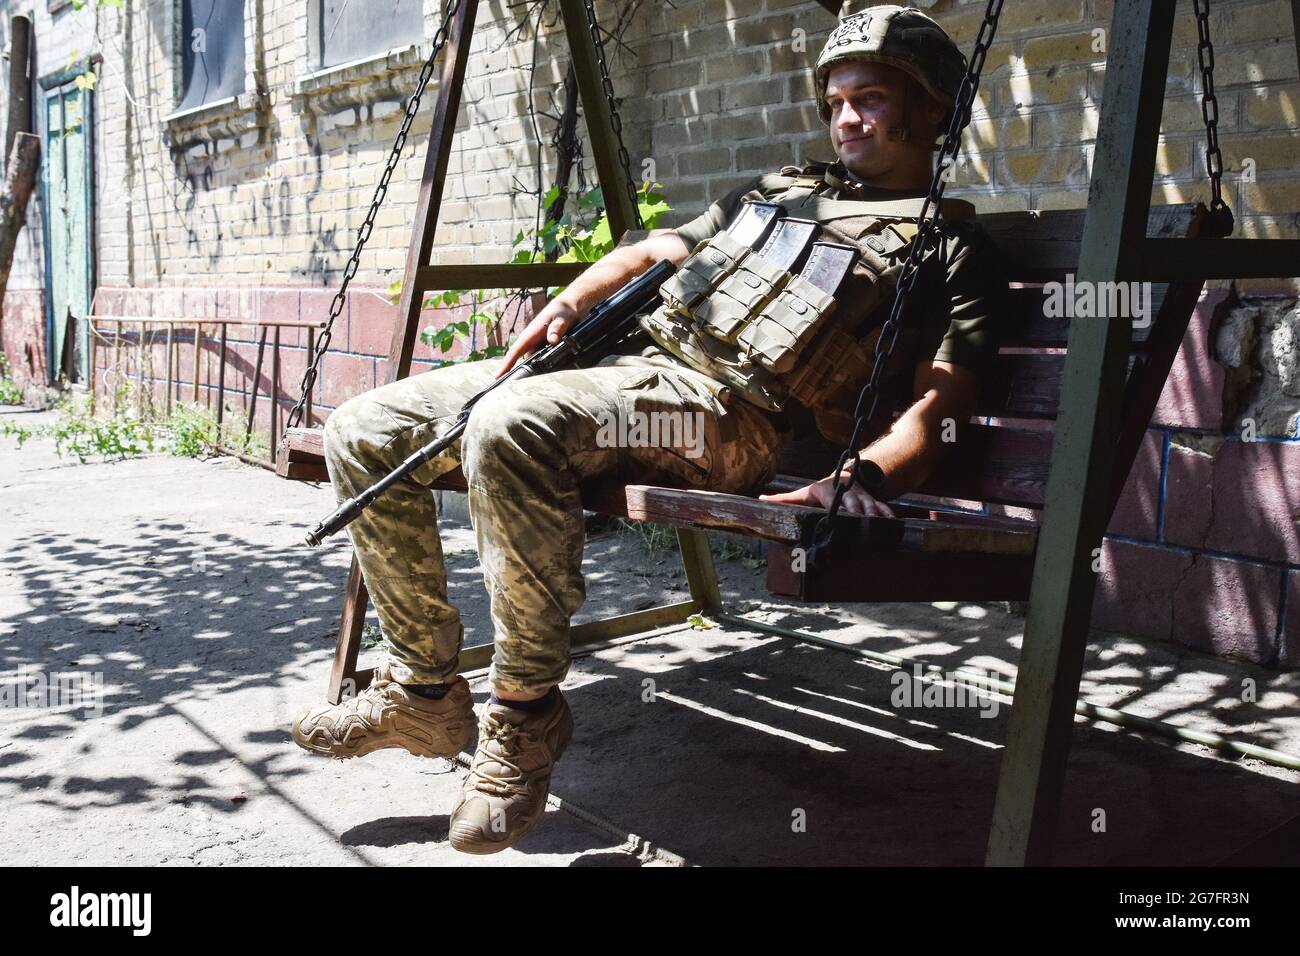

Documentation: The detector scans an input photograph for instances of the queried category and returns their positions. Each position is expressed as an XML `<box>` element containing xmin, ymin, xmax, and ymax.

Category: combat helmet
<box><xmin>815</xmin><ymin>5</ymin><xmax>967</xmax><ymax>130</ymax></box>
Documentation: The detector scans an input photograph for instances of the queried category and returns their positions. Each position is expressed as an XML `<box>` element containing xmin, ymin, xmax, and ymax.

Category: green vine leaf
<box><xmin>416</xmin><ymin>180</ymin><xmax>673</xmax><ymax>364</ymax></box>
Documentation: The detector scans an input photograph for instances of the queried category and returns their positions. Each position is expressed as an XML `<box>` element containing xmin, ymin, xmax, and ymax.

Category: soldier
<box><xmin>292</xmin><ymin>4</ymin><xmax>1007</xmax><ymax>854</ymax></box>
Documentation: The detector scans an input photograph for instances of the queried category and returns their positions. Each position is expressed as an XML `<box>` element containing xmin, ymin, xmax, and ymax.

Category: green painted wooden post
<box><xmin>558</xmin><ymin>0</ymin><xmax>639</xmax><ymax>243</ymax></box>
<box><xmin>985</xmin><ymin>0</ymin><xmax>1175</xmax><ymax>866</ymax></box>
<box><xmin>677</xmin><ymin>529</ymin><xmax>721</xmax><ymax>610</ymax></box>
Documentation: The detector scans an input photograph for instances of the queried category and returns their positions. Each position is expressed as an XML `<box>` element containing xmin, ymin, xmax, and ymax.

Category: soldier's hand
<box><xmin>496</xmin><ymin>300</ymin><xmax>583</xmax><ymax>378</ymax></box>
<box><xmin>758</xmin><ymin>472</ymin><xmax>896</xmax><ymax>518</ymax></box>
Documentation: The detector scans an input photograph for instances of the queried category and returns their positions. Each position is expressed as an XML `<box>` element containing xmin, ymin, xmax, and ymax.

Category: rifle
<box><xmin>304</xmin><ymin>259</ymin><xmax>676</xmax><ymax>547</ymax></box>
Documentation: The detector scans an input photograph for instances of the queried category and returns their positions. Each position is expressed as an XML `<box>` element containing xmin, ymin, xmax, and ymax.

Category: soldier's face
<box><xmin>824</xmin><ymin>61</ymin><xmax>944</xmax><ymax>186</ymax></box>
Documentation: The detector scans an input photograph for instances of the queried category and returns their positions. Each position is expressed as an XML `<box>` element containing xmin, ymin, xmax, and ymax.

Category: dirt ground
<box><xmin>3</xmin><ymin>405</ymin><xmax>1298</xmax><ymax>866</ymax></box>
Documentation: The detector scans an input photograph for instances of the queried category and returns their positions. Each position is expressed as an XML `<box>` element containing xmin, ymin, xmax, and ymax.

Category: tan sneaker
<box><xmin>292</xmin><ymin>662</ymin><xmax>475</xmax><ymax>760</ymax></box>
<box><xmin>448</xmin><ymin>689</ymin><xmax>574</xmax><ymax>855</ymax></box>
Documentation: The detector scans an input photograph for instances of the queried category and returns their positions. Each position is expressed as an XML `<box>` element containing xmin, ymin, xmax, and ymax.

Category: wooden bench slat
<box><xmin>276</xmin><ymin>428</ymin><xmax>329</xmax><ymax>481</ymax></box>
<box><xmin>283</xmin><ymin>428</ymin><xmax>326</xmax><ymax>456</ymax></box>
<box><xmin>917</xmin><ymin>426</ymin><xmax>1054</xmax><ymax>507</ymax></box>
<box><xmin>776</xmin><ymin>424</ymin><xmax>1054</xmax><ymax>507</ymax></box>
<box><xmin>979</xmin><ymin>352</ymin><xmax>1136</xmax><ymax>419</ymax></box>
<box><xmin>999</xmin><ymin>284</ymin><xmax>1166</xmax><ymax>348</ymax></box>
<box><xmin>979</xmin><ymin>203</ymin><xmax>1198</xmax><ymax>283</ymax></box>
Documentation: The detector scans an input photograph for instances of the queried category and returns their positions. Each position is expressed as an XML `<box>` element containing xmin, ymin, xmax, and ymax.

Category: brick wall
<box><xmin>1095</xmin><ymin>289</ymin><xmax>1299</xmax><ymax>668</ymax></box>
<box><xmin>4</xmin><ymin>1</ymin><xmax>1297</xmax><ymax>344</ymax></box>
<box><xmin>0</xmin><ymin>290</ymin><xmax>46</xmax><ymax>389</ymax></box>
<box><xmin>642</xmin><ymin>0</ymin><xmax>1300</xmax><ymax>282</ymax></box>
<box><xmin>2</xmin><ymin>0</ymin><xmax>1298</xmax><ymax>666</ymax></box>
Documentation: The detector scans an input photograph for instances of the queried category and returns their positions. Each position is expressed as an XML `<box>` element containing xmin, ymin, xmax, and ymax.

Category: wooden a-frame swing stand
<box><xmin>278</xmin><ymin>0</ymin><xmax>1300</xmax><ymax>865</ymax></box>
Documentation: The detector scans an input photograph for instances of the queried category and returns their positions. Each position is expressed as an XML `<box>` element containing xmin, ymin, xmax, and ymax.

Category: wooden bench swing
<box><xmin>275</xmin><ymin>0</ymin><xmax>1300</xmax><ymax>864</ymax></box>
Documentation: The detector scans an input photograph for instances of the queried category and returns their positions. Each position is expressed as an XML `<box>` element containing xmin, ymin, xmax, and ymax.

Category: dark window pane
<box><xmin>177</xmin><ymin>0</ymin><xmax>246</xmax><ymax>112</ymax></box>
<box><xmin>317</xmin><ymin>0</ymin><xmax>423</xmax><ymax>70</ymax></box>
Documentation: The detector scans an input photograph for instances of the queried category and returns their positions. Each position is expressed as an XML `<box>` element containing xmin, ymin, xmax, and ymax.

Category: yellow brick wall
<box><xmin>645</xmin><ymin>0</ymin><xmax>1300</xmax><ymax>293</ymax></box>
<box><xmin>11</xmin><ymin>0</ymin><xmax>1300</xmax><ymax>297</ymax></box>
<box><xmin>940</xmin><ymin>0</ymin><xmax>1300</xmax><ymax>263</ymax></box>
<box><xmin>29</xmin><ymin>0</ymin><xmax>649</xmax><ymax>291</ymax></box>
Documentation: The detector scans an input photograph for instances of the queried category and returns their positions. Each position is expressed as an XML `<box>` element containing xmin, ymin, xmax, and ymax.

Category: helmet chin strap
<box><xmin>885</xmin><ymin>74</ymin><xmax>913</xmax><ymax>142</ymax></box>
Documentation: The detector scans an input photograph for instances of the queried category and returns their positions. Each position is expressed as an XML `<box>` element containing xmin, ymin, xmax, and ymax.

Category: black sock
<box><xmin>489</xmin><ymin>686</ymin><xmax>556</xmax><ymax>713</ymax></box>
<box><xmin>406</xmin><ymin>682</ymin><xmax>451</xmax><ymax>700</ymax></box>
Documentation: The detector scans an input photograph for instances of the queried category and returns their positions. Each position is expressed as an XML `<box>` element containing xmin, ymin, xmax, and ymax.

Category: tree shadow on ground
<box><xmin>3</xmin><ymin>512</ymin><xmax>1297</xmax><ymax>865</ymax></box>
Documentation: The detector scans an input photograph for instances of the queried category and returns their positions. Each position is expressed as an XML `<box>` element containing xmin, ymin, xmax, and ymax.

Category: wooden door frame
<box><xmin>39</xmin><ymin>58</ymin><xmax>98</xmax><ymax>385</ymax></box>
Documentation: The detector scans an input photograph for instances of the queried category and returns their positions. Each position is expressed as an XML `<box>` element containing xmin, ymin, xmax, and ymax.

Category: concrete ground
<box><xmin>2</xmin><ymin>405</ymin><xmax>1298</xmax><ymax>866</ymax></box>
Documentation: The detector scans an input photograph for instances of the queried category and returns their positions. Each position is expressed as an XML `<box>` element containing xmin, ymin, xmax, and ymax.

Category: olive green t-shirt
<box><xmin>672</xmin><ymin>163</ymin><xmax>1007</xmax><ymax>429</ymax></box>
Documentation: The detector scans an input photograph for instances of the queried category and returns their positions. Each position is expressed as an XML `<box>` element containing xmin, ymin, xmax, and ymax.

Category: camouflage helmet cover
<box><xmin>815</xmin><ymin>5</ymin><xmax>967</xmax><ymax>127</ymax></box>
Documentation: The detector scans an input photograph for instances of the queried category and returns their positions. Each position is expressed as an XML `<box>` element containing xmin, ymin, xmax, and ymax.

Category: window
<box><xmin>176</xmin><ymin>0</ymin><xmax>246</xmax><ymax>113</ymax></box>
<box><xmin>314</xmin><ymin>0</ymin><xmax>423</xmax><ymax>71</ymax></box>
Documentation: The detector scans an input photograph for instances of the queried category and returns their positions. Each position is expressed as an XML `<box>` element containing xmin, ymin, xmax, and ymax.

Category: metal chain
<box><xmin>806</xmin><ymin>0</ymin><xmax>1004</xmax><ymax>564</ymax></box>
<box><xmin>1193</xmin><ymin>0</ymin><xmax>1234</xmax><ymax>235</ymax></box>
<box><xmin>580</xmin><ymin>0</ymin><xmax>645</xmax><ymax>229</ymax></box>
<box><xmin>282</xmin><ymin>0</ymin><xmax>461</xmax><ymax>439</ymax></box>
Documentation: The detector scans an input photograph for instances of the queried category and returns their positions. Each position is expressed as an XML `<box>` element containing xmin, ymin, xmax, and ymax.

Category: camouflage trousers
<box><xmin>323</xmin><ymin>340</ymin><xmax>784</xmax><ymax>695</ymax></box>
